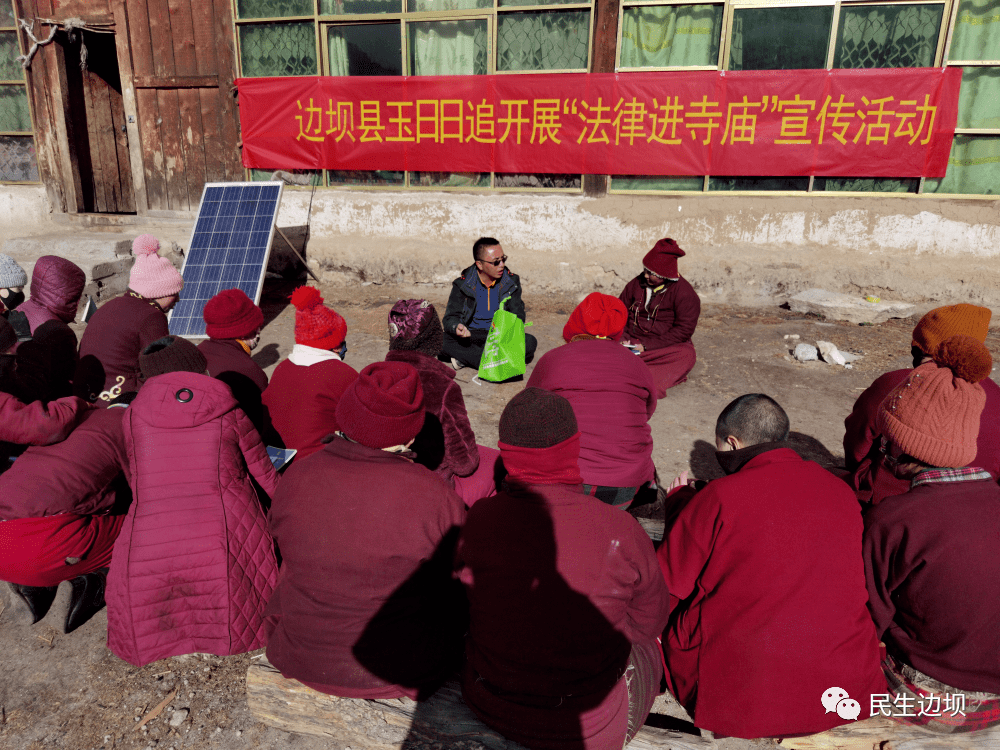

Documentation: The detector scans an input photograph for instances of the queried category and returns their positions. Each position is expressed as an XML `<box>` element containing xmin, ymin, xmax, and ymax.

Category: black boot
<box><xmin>64</xmin><ymin>568</ymin><xmax>108</xmax><ymax>634</ymax></box>
<box><xmin>11</xmin><ymin>583</ymin><xmax>58</xmax><ymax>624</ymax></box>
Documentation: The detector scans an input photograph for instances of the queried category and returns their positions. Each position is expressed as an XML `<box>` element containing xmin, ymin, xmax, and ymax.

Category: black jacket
<box><xmin>442</xmin><ymin>265</ymin><xmax>526</xmax><ymax>335</ymax></box>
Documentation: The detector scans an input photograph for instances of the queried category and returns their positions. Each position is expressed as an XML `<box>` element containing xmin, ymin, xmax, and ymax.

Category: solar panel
<box><xmin>168</xmin><ymin>181</ymin><xmax>283</xmax><ymax>338</ymax></box>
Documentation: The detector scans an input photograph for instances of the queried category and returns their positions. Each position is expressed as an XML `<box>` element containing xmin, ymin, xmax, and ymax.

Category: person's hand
<box><xmin>633</xmin><ymin>342</ymin><xmax>644</xmax><ymax>353</ymax></box>
<box><xmin>456</xmin><ymin>324</ymin><xmax>471</xmax><ymax>338</ymax></box>
<box><xmin>667</xmin><ymin>470</ymin><xmax>689</xmax><ymax>492</ymax></box>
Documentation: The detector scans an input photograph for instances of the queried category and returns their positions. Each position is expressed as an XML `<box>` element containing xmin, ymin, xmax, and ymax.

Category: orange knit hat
<box><xmin>911</xmin><ymin>303</ymin><xmax>991</xmax><ymax>355</ymax></box>
<box><xmin>878</xmin><ymin>335</ymin><xmax>992</xmax><ymax>468</ymax></box>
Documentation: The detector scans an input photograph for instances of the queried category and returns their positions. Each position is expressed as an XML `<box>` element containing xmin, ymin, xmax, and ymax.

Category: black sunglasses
<box><xmin>479</xmin><ymin>255</ymin><xmax>508</xmax><ymax>267</ymax></box>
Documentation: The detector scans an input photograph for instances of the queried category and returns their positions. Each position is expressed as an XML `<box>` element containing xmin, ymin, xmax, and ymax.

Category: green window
<box><xmin>0</xmin><ymin>16</ymin><xmax>39</xmax><ymax>182</ymax></box>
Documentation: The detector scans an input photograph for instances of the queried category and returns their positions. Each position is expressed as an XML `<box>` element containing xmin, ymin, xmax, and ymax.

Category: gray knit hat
<box><xmin>0</xmin><ymin>255</ymin><xmax>27</xmax><ymax>289</ymax></box>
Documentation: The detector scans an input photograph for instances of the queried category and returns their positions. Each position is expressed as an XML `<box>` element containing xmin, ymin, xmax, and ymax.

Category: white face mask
<box><xmin>244</xmin><ymin>334</ymin><xmax>261</xmax><ymax>351</ymax></box>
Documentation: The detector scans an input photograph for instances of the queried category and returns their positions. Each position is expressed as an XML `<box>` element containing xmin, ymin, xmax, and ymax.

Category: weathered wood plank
<box><xmin>189</xmin><ymin>0</ymin><xmax>217</xmax><ymax>76</ymax></box>
<box><xmin>212</xmin><ymin>0</ymin><xmax>242</xmax><ymax>180</ymax></box>
<box><xmin>247</xmin><ymin>659</ymin><xmax>714</xmax><ymax>750</ymax></box>
<box><xmin>132</xmin><ymin>74</ymin><xmax>219</xmax><ymax>88</ymax></box>
<box><xmin>177</xmin><ymin>87</ymin><xmax>206</xmax><ymax>207</ymax></box>
<box><xmin>82</xmin><ymin>67</ymin><xmax>111</xmax><ymax>211</ymax></box>
<box><xmin>110</xmin><ymin>0</ymin><xmax>147</xmax><ymax>213</ymax></box>
<box><xmin>123</xmin><ymin>0</ymin><xmax>155</xmax><ymax>78</ymax></box>
<box><xmin>107</xmin><ymin>67</ymin><xmax>135</xmax><ymax>212</ymax></box>
<box><xmin>199</xmin><ymin>85</ymin><xmax>223</xmax><ymax>183</ymax></box>
<box><xmin>135</xmin><ymin>87</ymin><xmax>166</xmax><ymax>209</ymax></box>
<box><xmin>779</xmin><ymin>716</ymin><xmax>1000</xmax><ymax>749</ymax></box>
<box><xmin>145</xmin><ymin>0</ymin><xmax>175</xmax><ymax>79</ymax></box>
<box><xmin>156</xmin><ymin>87</ymin><xmax>188</xmax><ymax>210</ymax></box>
<box><xmin>637</xmin><ymin>518</ymin><xmax>664</xmax><ymax>543</ymax></box>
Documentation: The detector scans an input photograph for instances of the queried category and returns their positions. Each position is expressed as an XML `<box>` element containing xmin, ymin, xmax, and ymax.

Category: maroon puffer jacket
<box><xmin>19</xmin><ymin>255</ymin><xmax>86</xmax><ymax>332</ymax></box>
<box><xmin>106</xmin><ymin>371</ymin><xmax>279</xmax><ymax>667</ymax></box>
<box><xmin>0</xmin><ymin>408</ymin><xmax>127</xmax><ymax>520</ymax></box>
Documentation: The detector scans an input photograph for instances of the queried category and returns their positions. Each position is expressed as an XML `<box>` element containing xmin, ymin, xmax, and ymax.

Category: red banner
<box><xmin>237</xmin><ymin>68</ymin><xmax>962</xmax><ymax>178</ymax></box>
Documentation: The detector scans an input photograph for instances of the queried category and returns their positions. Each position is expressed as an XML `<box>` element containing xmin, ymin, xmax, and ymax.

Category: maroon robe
<box><xmin>619</xmin><ymin>275</ymin><xmax>700</xmax><ymax>397</ymax></box>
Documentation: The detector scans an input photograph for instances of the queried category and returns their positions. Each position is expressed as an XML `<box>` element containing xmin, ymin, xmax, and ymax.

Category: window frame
<box><xmin>608</xmin><ymin>0</ymin><xmax>1000</xmax><ymax>198</ymax></box>
<box><xmin>233</xmin><ymin>0</ymin><xmax>594</xmax><ymax>191</ymax></box>
<box><xmin>0</xmin><ymin>9</ymin><xmax>40</xmax><ymax>184</ymax></box>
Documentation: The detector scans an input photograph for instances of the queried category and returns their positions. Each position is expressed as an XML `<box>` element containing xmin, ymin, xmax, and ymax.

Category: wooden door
<box><xmin>64</xmin><ymin>29</ymin><xmax>136</xmax><ymax>213</ymax></box>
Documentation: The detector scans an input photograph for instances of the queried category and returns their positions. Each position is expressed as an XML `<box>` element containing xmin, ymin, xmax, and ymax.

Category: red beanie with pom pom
<box><xmin>562</xmin><ymin>292</ymin><xmax>627</xmax><ymax>343</ymax></box>
<box><xmin>877</xmin><ymin>334</ymin><xmax>992</xmax><ymax>468</ymax></box>
<box><xmin>291</xmin><ymin>286</ymin><xmax>347</xmax><ymax>350</ymax></box>
<box><xmin>642</xmin><ymin>238</ymin><xmax>685</xmax><ymax>279</ymax></box>
<box><xmin>203</xmin><ymin>288</ymin><xmax>264</xmax><ymax>340</ymax></box>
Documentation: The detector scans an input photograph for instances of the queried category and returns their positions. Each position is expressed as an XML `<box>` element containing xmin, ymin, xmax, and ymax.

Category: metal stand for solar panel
<box><xmin>169</xmin><ymin>181</ymin><xmax>289</xmax><ymax>339</ymax></box>
<box><xmin>270</xmin><ymin>171</ymin><xmax>321</xmax><ymax>283</ymax></box>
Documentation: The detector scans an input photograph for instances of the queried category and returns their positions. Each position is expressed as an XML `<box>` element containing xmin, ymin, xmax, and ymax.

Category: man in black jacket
<box><xmin>440</xmin><ymin>238</ymin><xmax>536</xmax><ymax>370</ymax></box>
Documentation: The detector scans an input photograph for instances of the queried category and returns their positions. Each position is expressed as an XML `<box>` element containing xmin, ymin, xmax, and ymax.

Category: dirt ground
<box><xmin>3</xmin><ymin>279</ymin><xmax>995</xmax><ymax>750</ymax></box>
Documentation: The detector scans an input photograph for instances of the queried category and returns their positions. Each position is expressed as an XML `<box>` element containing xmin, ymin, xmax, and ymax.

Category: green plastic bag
<box><xmin>477</xmin><ymin>296</ymin><xmax>529</xmax><ymax>382</ymax></box>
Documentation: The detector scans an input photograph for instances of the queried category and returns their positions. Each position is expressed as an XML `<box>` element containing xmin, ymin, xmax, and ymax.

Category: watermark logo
<box><xmin>871</xmin><ymin>693</ymin><xmax>966</xmax><ymax>718</ymax></box>
<box><xmin>821</xmin><ymin>687</ymin><xmax>862</xmax><ymax>721</ymax></box>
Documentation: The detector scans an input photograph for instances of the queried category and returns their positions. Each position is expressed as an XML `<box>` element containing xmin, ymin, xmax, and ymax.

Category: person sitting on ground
<box><xmin>262</xmin><ymin>286</ymin><xmax>357</xmax><ymax>460</ymax></box>
<box><xmin>0</xmin><ymin>315</ymin><xmax>90</xmax><ymax>466</ymax></box>
<box><xmin>0</xmin><ymin>253</ymin><xmax>27</xmax><ymax>317</ymax></box>
<box><xmin>863</xmin><ymin>335</ymin><xmax>1000</xmax><ymax>728</ymax></box>
<box><xmin>441</xmin><ymin>237</ymin><xmax>537</xmax><ymax>371</ymax></box>
<box><xmin>106</xmin><ymin>336</ymin><xmax>278</xmax><ymax>667</ymax></box>
<box><xmin>844</xmin><ymin>303</ymin><xmax>1000</xmax><ymax>504</ymax></box>
<box><xmin>0</xmin><ymin>408</ymin><xmax>129</xmax><ymax>634</ymax></box>
<box><xmin>385</xmin><ymin>299</ymin><xmax>499</xmax><ymax>505</ymax></box>
<box><xmin>657</xmin><ymin>394</ymin><xmax>885</xmax><ymax>739</ymax></box>
<box><xmin>619</xmin><ymin>238</ymin><xmax>700</xmax><ymax>398</ymax></box>
<box><xmin>7</xmin><ymin>255</ymin><xmax>86</xmax><ymax>402</ymax></box>
<box><xmin>527</xmin><ymin>293</ymin><xmax>658</xmax><ymax>510</ymax></box>
<box><xmin>198</xmin><ymin>288</ymin><xmax>269</xmax><ymax>433</ymax></box>
<box><xmin>456</xmin><ymin>388</ymin><xmax>669</xmax><ymax>750</ymax></box>
<box><xmin>265</xmin><ymin>361</ymin><xmax>467</xmax><ymax>699</ymax></box>
<box><xmin>76</xmin><ymin>235</ymin><xmax>183</xmax><ymax>405</ymax></box>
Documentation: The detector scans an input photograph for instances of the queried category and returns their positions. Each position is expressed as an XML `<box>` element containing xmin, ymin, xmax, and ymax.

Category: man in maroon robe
<box><xmin>618</xmin><ymin>238</ymin><xmax>700</xmax><ymax>398</ymax></box>
<box><xmin>843</xmin><ymin>303</ymin><xmax>1000</xmax><ymax>504</ymax></box>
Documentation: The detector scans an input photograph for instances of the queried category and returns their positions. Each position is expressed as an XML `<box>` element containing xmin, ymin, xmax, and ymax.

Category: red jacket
<box><xmin>619</xmin><ymin>275</ymin><xmax>700</xmax><ymax>350</ymax></box>
<box><xmin>657</xmin><ymin>447</ymin><xmax>885</xmax><ymax>738</ymax></box>
<box><xmin>19</xmin><ymin>255</ymin><xmax>86</xmax><ymax>332</ymax></box>
<box><xmin>864</xmin><ymin>477</ymin><xmax>1000</xmax><ymax>693</ymax></box>
<box><xmin>0</xmin><ymin>391</ymin><xmax>88</xmax><ymax>449</ymax></box>
<box><xmin>527</xmin><ymin>339</ymin><xmax>657</xmax><ymax>488</ymax></box>
<box><xmin>76</xmin><ymin>292</ymin><xmax>170</xmax><ymax>404</ymax></box>
<box><xmin>198</xmin><ymin>338</ymin><xmax>269</xmax><ymax>434</ymax></box>
<box><xmin>456</xmin><ymin>482</ymin><xmax>669</xmax><ymax>750</ymax></box>
<box><xmin>0</xmin><ymin>408</ymin><xmax>127</xmax><ymax>520</ymax></box>
<box><xmin>265</xmin><ymin>437</ymin><xmax>467</xmax><ymax>699</ymax></box>
<box><xmin>385</xmin><ymin>350</ymin><xmax>479</xmax><ymax>481</ymax></box>
<box><xmin>845</xmin><ymin>370</ymin><xmax>1000</xmax><ymax>503</ymax></box>
<box><xmin>106</xmin><ymin>372</ymin><xmax>278</xmax><ymax>667</ymax></box>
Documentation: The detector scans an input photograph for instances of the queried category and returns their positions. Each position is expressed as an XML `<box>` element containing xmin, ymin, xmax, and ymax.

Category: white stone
<box><xmin>817</xmin><ymin>341</ymin><xmax>847</xmax><ymax>366</ymax></box>
<box><xmin>794</xmin><ymin>343</ymin><xmax>819</xmax><ymax>362</ymax></box>
<box><xmin>788</xmin><ymin>288</ymin><xmax>915</xmax><ymax>325</ymax></box>
<box><xmin>168</xmin><ymin>709</ymin><xmax>189</xmax><ymax>728</ymax></box>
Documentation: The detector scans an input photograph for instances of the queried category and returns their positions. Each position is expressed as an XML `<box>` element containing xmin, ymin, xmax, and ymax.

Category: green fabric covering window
<box><xmin>709</xmin><ymin>176</ymin><xmax>809</xmax><ymax>191</ymax></box>
<box><xmin>619</xmin><ymin>4</ymin><xmax>722</xmax><ymax>68</ymax></box>
<box><xmin>611</xmin><ymin>175</ymin><xmax>704</xmax><ymax>191</ymax></box>
<box><xmin>923</xmin><ymin>136</ymin><xmax>1000</xmax><ymax>194</ymax></box>
<box><xmin>321</xmin><ymin>0</ymin><xmax>402</xmax><ymax>14</ymax></box>
<box><xmin>813</xmin><ymin>177</ymin><xmax>918</xmax><ymax>193</ymax></box>
<box><xmin>0</xmin><ymin>86</ymin><xmax>32</xmax><ymax>132</ymax></box>
<box><xmin>498</xmin><ymin>11</ymin><xmax>590</xmax><ymax>71</ymax></box>
<box><xmin>328</xmin><ymin>170</ymin><xmax>405</xmax><ymax>186</ymax></box>
<box><xmin>729</xmin><ymin>6</ymin><xmax>833</xmax><ymax>71</ymax></box>
<box><xmin>409</xmin><ymin>0</ymin><xmax>490</xmax><ymax>10</ymax></box>
<box><xmin>237</xmin><ymin>0</ymin><xmax>312</xmax><ymax>20</ymax></box>
<box><xmin>240</xmin><ymin>22</ymin><xmax>318</xmax><ymax>77</ymax></box>
<box><xmin>948</xmin><ymin>0</ymin><xmax>999</xmax><ymax>60</ymax></box>
<box><xmin>833</xmin><ymin>4</ymin><xmax>943</xmax><ymax>69</ymax></box>
<box><xmin>0</xmin><ymin>31</ymin><xmax>24</xmax><ymax>81</ymax></box>
<box><xmin>0</xmin><ymin>4</ymin><xmax>13</xmax><ymax>27</ymax></box>
<box><xmin>957</xmin><ymin>67</ymin><xmax>1000</xmax><ymax>129</ymax></box>
<box><xmin>0</xmin><ymin>135</ymin><xmax>38</xmax><ymax>182</ymax></box>
<box><xmin>328</xmin><ymin>24</ymin><xmax>402</xmax><ymax>76</ymax></box>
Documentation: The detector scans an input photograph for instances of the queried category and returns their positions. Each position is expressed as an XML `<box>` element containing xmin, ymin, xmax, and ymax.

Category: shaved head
<box><xmin>715</xmin><ymin>394</ymin><xmax>790</xmax><ymax>447</ymax></box>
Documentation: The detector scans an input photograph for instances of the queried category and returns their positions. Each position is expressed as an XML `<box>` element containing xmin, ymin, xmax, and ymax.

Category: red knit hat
<box><xmin>878</xmin><ymin>335</ymin><xmax>992</xmax><ymax>468</ymax></box>
<box><xmin>291</xmin><ymin>286</ymin><xmax>346</xmax><ymax>350</ymax></box>
<box><xmin>642</xmin><ymin>238</ymin><xmax>685</xmax><ymax>279</ymax></box>
<box><xmin>911</xmin><ymin>303</ymin><xmax>991</xmax><ymax>356</ymax></box>
<box><xmin>203</xmin><ymin>288</ymin><xmax>264</xmax><ymax>340</ymax></box>
<box><xmin>562</xmin><ymin>292</ymin><xmax>627</xmax><ymax>343</ymax></box>
<box><xmin>335</xmin><ymin>361</ymin><xmax>425</xmax><ymax>449</ymax></box>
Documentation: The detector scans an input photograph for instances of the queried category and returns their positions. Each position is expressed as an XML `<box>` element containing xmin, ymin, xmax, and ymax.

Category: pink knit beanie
<box><xmin>129</xmin><ymin>234</ymin><xmax>184</xmax><ymax>299</ymax></box>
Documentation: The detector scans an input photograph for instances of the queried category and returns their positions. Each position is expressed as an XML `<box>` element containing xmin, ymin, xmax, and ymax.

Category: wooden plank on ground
<box><xmin>780</xmin><ymin>715</ymin><xmax>1000</xmax><ymax>749</ymax></box>
<box><xmin>247</xmin><ymin>659</ymin><xmax>714</xmax><ymax>750</ymax></box>
<box><xmin>156</xmin><ymin>87</ymin><xmax>188</xmax><ymax>210</ymax></box>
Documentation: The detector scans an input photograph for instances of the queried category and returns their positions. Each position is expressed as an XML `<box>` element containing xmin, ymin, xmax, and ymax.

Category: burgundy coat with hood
<box><xmin>384</xmin><ymin>349</ymin><xmax>479</xmax><ymax>481</ymax></box>
<box><xmin>17</xmin><ymin>255</ymin><xmax>86</xmax><ymax>333</ymax></box>
<box><xmin>107</xmin><ymin>372</ymin><xmax>279</xmax><ymax>667</ymax></box>
<box><xmin>527</xmin><ymin>339</ymin><xmax>657</xmax><ymax>488</ymax></box>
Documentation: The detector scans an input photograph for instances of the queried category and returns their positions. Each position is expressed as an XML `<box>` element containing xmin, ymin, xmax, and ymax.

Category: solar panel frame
<box><xmin>168</xmin><ymin>181</ymin><xmax>284</xmax><ymax>338</ymax></box>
